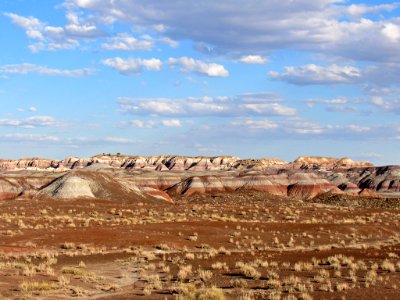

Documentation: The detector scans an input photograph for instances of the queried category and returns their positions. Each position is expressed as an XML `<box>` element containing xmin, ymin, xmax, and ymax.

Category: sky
<box><xmin>0</xmin><ymin>0</ymin><xmax>400</xmax><ymax>164</ymax></box>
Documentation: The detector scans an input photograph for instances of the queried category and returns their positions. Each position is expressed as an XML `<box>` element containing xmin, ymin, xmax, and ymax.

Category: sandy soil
<box><xmin>0</xmin><ymin>191</ymin><xmax>399</xmax><ymax>299</ymax></box>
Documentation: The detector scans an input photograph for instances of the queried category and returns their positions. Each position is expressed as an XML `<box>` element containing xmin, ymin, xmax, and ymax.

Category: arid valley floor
<box><xmin>0</xmin><ymin>155</ymin><xmax>400</xmax><ymax>299</ymax></box>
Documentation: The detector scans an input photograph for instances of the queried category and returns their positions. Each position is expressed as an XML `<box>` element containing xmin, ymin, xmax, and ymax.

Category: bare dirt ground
<box><xmin>0</xmin><ymin>191</ymin><xmax>399</xmax><ymax>299</ymax></box>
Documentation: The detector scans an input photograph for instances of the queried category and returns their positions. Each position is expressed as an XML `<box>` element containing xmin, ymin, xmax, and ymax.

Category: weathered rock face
<box><xmin>290</xmin><ymin>156</ymin><xmax>373</xmax><ymax>170</ymax></box>
<box><xmin>37</xmin><ymin>175</ymin><xmax>95</xmax><ymax>199</ymax></box>
<box><xmin>35</xmin><ymin>171</ymin><xmax>173</xmax><ymax>202</ymax></box>
<box><xmin>0</xmin><ymin>158</ymin><xmax>57</xmax><ymax>171</ymax></box>
<box><xmin>356</xmin><ymin>166</ymin><xmax>400</xmax><ymax>193</ymax></box>
<box><xmin>287</xmin><ymin>183</ymin><xmax>325</xmax><ymax>200</ymax></box>
<box><xmin>167</xmin><ymin>172</ymin><xmax>336</xmax><ymax>199</ymax></box>
<box><xmin>231</xmin><ymin>159</ymin><xmax>287</xmax><ymax>170</ymax></box>
<box><xmin>0</xmin><ymin>178</ymin><xmax>23</xmax><ymax>200</ymax></box>
<box><xmin>2</xmin><ymin>154</ymin><xmax>400</xmax><ymax>201</ymax></box>
<box><xmin>359</xmin><ymin>189</ymin><xmax>383</xmax><ymax>198</ymax></box>
<box><xmin>0</xmin><ymin>155</ymin><xmax>372</xmax><ymax>172</ymax></box>
<box><xmin>338</xmin><ymin>182</ymin><xmax>361</xmax><ymax>194</ymax></box>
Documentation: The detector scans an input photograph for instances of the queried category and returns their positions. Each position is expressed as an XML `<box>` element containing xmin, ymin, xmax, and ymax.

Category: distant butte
<box><xmin>0</xmin><ymin>154</ymin><xmax>397</xmax><ymax>202</ymax></box>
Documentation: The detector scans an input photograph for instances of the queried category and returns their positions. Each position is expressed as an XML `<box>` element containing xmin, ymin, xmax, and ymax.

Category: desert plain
<box><xmin>0</xmin><ymin>154</ymin><xmax>400</xmax><ymax>300</ymax></box>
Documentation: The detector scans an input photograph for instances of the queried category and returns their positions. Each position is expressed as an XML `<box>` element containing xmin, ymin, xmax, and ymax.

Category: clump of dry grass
<box><xmin>381</xmin><ymin>259</ymin><xmax>396</xmax><ymax>272</ymax></box>
<box><xmin>230</xmin><ymin>278</ymin><xmax>248</xmax><ymax>288</ymax></box>
<box><xmin>178</xmin><ymin>265</ymin><xmax>193</xmax><ymax>281</ymax></box>
<box><xmin>198</xmin><ymin>269</ymin><xmax>213</xmax><ymax>281</ymax></box>
<box><xmin>176</xmin><ymin>286</ymin><xmax>225</xmax><ymax>300</ymax></box>
<box><xmin>236</xmin><ymin>262</ymin><xmax>261</xmax><ymax>280</ymax></box>
<box><xmin>20</xmin><ymin>280</ymin><xmax>59</xmax><ymax>292</ymax></box>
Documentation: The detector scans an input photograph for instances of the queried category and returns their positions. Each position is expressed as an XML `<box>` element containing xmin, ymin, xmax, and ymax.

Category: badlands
<box><xmin>0</xmin><ymin>154</ymin><xmax>400</xmax><ymax>299</ymax></box>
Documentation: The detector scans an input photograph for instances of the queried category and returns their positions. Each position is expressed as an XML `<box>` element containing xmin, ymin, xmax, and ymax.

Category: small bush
<box><xmin>20</xmin><ymin>281</ymin><xmax>59</xmax><ymax>292</ymax></box>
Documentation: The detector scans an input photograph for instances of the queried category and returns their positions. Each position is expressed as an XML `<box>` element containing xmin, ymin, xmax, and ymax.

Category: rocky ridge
<box><xmin>0</xmin><ymin>154</ymin><xmax>398</xmax><ymax>202</ymax></box>
<box><xmin>0</xmin><ymin>155</ymin><xmax>370</xmax><ymax>172</ymax></box>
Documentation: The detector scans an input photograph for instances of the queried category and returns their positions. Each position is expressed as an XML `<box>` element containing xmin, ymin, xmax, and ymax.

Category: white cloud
<box><xmin>370</xmin><ymin>96</ymin><xmax>385</xmax><ymax>107</ymax></box>
<box><xmin>168</xmin><ymin>57</ymin><xmax>229</xmax><ymax>77</ymax></box>
<box><xmin>0</xmin><ymin>116</ymin><xmax>59</xmax><ymax>128</ymax></box>
<box><xmin>306</xmin><ymin>97</ymin><xmax>349</xmax><ymax>107</ymax></box>
<box><xmin>123</xmin><ymin>119</ymin><xmax>183</xmax><ymax>128</ymax></box>
<box><xmin>4</xmin><ymin>12</ymin><xmax>105</xmax><ymax>51</ymax></box>
<box><xmin>1</xmin><ymin>133</ymin><xmax>138</xmax><ymax>146</ymax></box>
<box><xmin>325</xmin><ymin>105</ymin><xmax>358</xmax><ymax>113</ymax></box>
<box><xmin>382</xmin><ymin>23</ymin><xmax>400</xmax><ymax>43</ymax></box>
<box><xmin>118</xmin><ymin>93</ymin><xmax>296</xmax><ymax>117</ymax></box>
<box><xmin>121</xmin><ymin>98</ymin><xmax>183</xmax><ymax>115</ymax></box>
<box><xmin>356</xmin><ymin>152</ymin><xmax>383</xmax><ymax>160</ymax></box>
<box><xmin>100</xmin><ymin>137</ymin><xmax>133</xmax><ymax>143</ymax></box>
<box><xmin>238</xmin><ymin>93</ymin><xmax>283</xmax><ymax>103</ymax></box>
<box><xmin>228</xmin><ymin>118</ymin><xmax>398</xmax><ymax>140</ymax></box>
<box><xmin>345</xmin><ymin>4</ymin><xmax>399</xmax><ymax>16</ymax></box>
<box><xmin>0</xmin><ymin>63</ymin><xmax>94</xmax><ymax>77</ymax></box>
<box><xmin>232</xmin><ymin>119</ymin><xmax>278</xmax><ymax>130</ymax></box>
<box><xmin>348</xmin><ymin>124</ymin><xmax>371</xmax><ymax>133</ymax></box>
<box><xmin>128</xmin><ymin>119</ymin><xmax>156</xmax><ymax>128</ymax></box>
<box><xmin>102</xmin><ymin>57</ymin><xmax>162</xmax><ymax>74</ymax></box>
<box><xmin>2</xmin><ymin>133</ymin><xmax>60</xmax><ymax>142</ymax></box>
<box><xmin>240</xmin><ymin>103</ymin><xmax>296</xmax><ymax>116</ymax></box>
<box><xmin>101</xmin><ymin>33</ymin><xmax>154</xmax><ymax>51</ymax></box>
<box><xmin>29</xmin><ymin>106</ymin><xmax>38</xmax><ymax>112</ymax></box>
<box><xmin>161</xmin><ymin>119</ymin><xmax>182</xmax><ymax>127</ymax></box>
<box><xmin>63</xmin><ymin>0</ymin><xmax>400</xmax><ymax>62</ymax></box>
<box><xmin>158</xmin><ymin>37</ymin><xmax>178</xmax><ymax>48</ymax></box>
<box><xmin>270</xmin><ymin>64</ymin><xmax>362</xmax><ymax>85</ymax></box>
<box><xmin>305</xmin><ymin>94</ymin><xmax>400</xmax><ymax>115</ymax></box>
<box><xmin>239</xmin><ymin>55</ymin><xmax>268</xmax><ymax>64</ymax></box>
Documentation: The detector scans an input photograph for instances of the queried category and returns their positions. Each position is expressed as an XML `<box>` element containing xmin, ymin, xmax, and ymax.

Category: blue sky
<box><xmin>0</xmin><ymin>0</ymin><xmax>400</xmax><ymax>164</ymax></box>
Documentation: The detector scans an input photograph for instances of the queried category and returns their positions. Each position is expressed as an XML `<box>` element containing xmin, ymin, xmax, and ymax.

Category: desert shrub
<box><xmin>198</xmin><ymin>269</ymin><xmax>213</xmax><ymax>281</ymax></box>
<box><xmin>20</xmin><ymin>281</ymin><xmax>59</xmax><ymax>292</ymax></box>
<box><xmin>236</xmin><ymin>262</ymin><xmax>261</xmax><ymax>279</ymax></box>
<box><xmin>178</xmin><ymin>265</ymin><xmax>193</xmax><ymax>281</ymax></box>
<box><xmin>177</xmin><ymin>286</ymin><xmax>225</xmax><ymax>300</ymax></box>
<box><xmin>230</xmin><ymin>278</ymin><xmax>248</xmax><ymax>288</ymax></box>
<box><xmin>381</xmin><ymin>259</ymin><xmax>396</xmax><ymax>272</ymax></box>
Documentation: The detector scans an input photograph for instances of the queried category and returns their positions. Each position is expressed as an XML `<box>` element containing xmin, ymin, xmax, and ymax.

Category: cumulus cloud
<box><xmin>68</xmin><ymin>137</ymin><xmax>136</xmax><ymax>144</ymax></box>
<box><xmin>4</xmin><ymin>11</ymin><xmax>106</xmax><ymax>51</ymax></box>
<box><xmin>1</xmin><ymin>133</ymin><xmax>61</xmax><ymax>143</ymax></box>
<box><xmin>270</xmin><ymin>64</ymin><xmax>362</xmax><ymax>85</ymax></box>
<box><xmin>128</xmin><ymin>119</ymin><xmax>156</xmax><ymax>129</ymax></box>
<box><xmin>1</xmin><ymin>134</ymin><xmax>136</xmax><ymax>145</ymax></box>
<box><xmin>117</xmin><ymin>93</ymin><xmax>296</xmax><ymax>117</ymax></box>
<box><xmin>228</xmin><ymin>118</ymin><xmax>400</xmax><ymax>140</ymax></box>
<box><xmin>345</xmin><ymin>4</ymin><xmax>399</xmax><ymax>16</ymax></box>
<box><xmin>357</xmin><ymin>152</ymin><xmax>383</xmax><ymax>159</ymax></box>
<box><xmin>63</xmin><ymin>0</ymin><xmax>400</xmax><ymax>62</ymax></box>
<box><xmin>239</xmin><ymin>103</ymin><xmax>296</xmax><ymax>116</ymax></box>
<box><xmin>101</xmin><ymin>33</ymin><xmax>154</xmax><ymax>51</ymax></box>
<box><xmin>102</xmin><ymin>57</ymin><xmax>162</xmax><ymax>74</ymax></box>
<box><xmin>161</xmin><ymin>119</ymin><xmax>182</xmax><ymax>127</ymax></box>
<box><xmin>306</xmin><ymin>95</ymin><xmax>400</xmax><ymax>114</ymax></box>
<box><xmin>0</xmin><ymin>63</ymin><xmax>94</xmax><ymax>77</ymax></box>
<box><xmin>306</xmin><ymin>97</ymin><xmax>349</xmax><ymax>107</ymax></box>
<box><xmin>123</xmin><ymin>119</ymin><xmax>183</xmax><ymax>128</ymax></box>
<box><xmin>232</xmin><ymin>119</ymin><xmax>278</xmax><ymax>130</ymax></box>
<box><xmin>168</xmin><ymin>57</ymin><xmax>229</xmax><ymax>77</ymax></box>
<box><xmin>239</xmin><ymin>55</ymin><xmax>268</xmax><ymax>64</ymax></box>
<box><xmin>0</xmin><ymin>116</ymin><xmax>59</xmax><ymax>128</ymax></box>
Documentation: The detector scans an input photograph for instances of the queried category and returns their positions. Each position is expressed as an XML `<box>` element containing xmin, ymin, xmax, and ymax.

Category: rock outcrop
<box><xmin>167</xmin><ymin>172</ymin><xmax>336</xmax><ymax>199</ymax></box>
<box><xmin>1</xmin><ymin>154</ymin><xmax>399</xmax><ymax>202</ymax></box>
<box><xmin>0</xmin><ymin>178</ymin><xmax>23</xmax><ymax>200</ymax></box>
<box><xmin>0</xmin><ymin>154</ymin><xmax>373</xmax><ymax>172</ymax></box>
<box><xmin>35</xmin><ymin>171</ymin><xmax>173</xmax><ymax>202</ymax></box>
<box><xmin>290</xmin><ymin>156</ymin><xmax>373</xmax><ymax>170</ymax></box>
